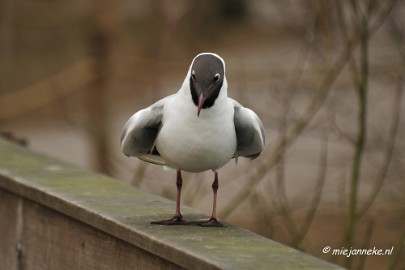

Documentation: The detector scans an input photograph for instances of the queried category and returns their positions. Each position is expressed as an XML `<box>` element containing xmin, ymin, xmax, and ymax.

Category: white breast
<box><xmin>156</xmin><ymin>92</ymin><xmax>236</xmax><ymax>172</ymax></box>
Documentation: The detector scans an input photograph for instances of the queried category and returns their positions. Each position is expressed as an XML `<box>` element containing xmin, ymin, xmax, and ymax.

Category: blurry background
<box><xmin>1</xmin><ymin>0</ymin><xmax>404</xmax><ymax>269</ymax></box>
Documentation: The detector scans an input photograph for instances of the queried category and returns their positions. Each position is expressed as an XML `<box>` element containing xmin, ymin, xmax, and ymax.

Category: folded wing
<box><xmin>120</xmin><ymin>95</ymin><xmax>174</xmax><ymax>165</ymax></box>
<box><xmin>232</xmin><ymin>99</ymin><xmax>265</xmax><ymax>160</ymax></box>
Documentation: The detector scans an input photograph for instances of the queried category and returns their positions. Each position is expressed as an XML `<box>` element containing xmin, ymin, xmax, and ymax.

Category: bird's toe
<box><xmin>199</xmin><ymin>218</ymin><xmax>225</xmax><ymax>227</ymax></box>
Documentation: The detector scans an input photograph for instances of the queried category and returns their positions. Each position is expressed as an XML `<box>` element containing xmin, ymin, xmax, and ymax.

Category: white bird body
<box><xmin>120</xmin><ymin>53</ymin><xmax>265</xmax><ymax>226</ymax></box>
<box><xmin>156</xmin><ymin>70</ymin><xmax>236</xmax><ymax>172</ymax></box>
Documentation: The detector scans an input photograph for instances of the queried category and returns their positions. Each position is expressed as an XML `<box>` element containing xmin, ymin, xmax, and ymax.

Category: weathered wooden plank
<box><xmin>20</xmin><ymin>192</ymin><xmax>182</xmax><ymax>270</ymax></box>
<box><xmin>0</xmin><ymin>188</ymin><xmax>183</xmax><ymax>270</ymax></box>
<box><xmin>0</xmin><ymin>189</ymin><xmax>21</xmax><ymax>270</ymax></box>
<box><xmin>0</xmin><ymin>139</ymin><xmax>343</xmax><ymax>270</ymax></box>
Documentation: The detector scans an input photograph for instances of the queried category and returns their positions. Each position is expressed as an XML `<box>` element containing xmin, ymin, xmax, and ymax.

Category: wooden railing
<box><xmin>0</xmin><ymin>139</ymin><xmax>343</xmax><ymax>270</ymax></box>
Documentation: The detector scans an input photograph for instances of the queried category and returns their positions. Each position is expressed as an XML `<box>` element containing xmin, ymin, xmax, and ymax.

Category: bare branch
<box><xmin>344</xmin><ymin>3</ymin><xmax>370</xmax><ymax>267</ymax></box>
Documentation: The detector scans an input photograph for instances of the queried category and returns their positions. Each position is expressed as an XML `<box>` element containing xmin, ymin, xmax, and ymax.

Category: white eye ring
<box><xmin>191</xmin><ymin>70</ymin><xmax>196</xmax><ymax>79</ymax></box>
<box><xmin>214</xmin><ymin>73</ymin><xmax>220</xmax><ymax>82</ymax></box>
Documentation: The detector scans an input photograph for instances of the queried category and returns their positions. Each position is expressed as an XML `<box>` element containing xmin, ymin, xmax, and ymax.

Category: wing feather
<box><xmin>232</xmin><ymin>99</ymin><xmax>265</xmax><ymax>159</ymax></box>
<box><xmin>120</xmin><ymin>95</ymin><xmax>174</xmax><ymax>165</ymax></box>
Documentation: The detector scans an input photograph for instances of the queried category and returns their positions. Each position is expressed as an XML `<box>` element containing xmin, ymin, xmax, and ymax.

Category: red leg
<box><xmin>200</xmin><ymin>171</ymin><xmax>224</xmax><ymax>227</ymax></box>
<box><xmin>174</xmin><ymin>169</ymin><xmax>183</xmax><ymax>218</ymax></box>
<box><xmin>151</xmin><ymin>170</ymin><xmax>188</xmax><ymax>225</ymax></box>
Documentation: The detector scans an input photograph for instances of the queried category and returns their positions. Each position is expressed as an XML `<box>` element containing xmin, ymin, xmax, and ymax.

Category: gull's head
<box><xmin>189</xmin><ymin>53</ymin><xmax>225</xmax><ymax>117</ymax></box>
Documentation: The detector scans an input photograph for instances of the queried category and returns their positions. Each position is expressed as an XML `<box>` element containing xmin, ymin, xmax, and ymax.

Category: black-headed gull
<box><xmin>120</xmin><ymin>53</ymin><xmax>265</xmax><ymax>227</ymax></box>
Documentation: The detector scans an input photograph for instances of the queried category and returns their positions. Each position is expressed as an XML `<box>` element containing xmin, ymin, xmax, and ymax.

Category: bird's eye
<box><xmin>191</xmin><ymin>70</ymin><xmax>196</xmax><ymax>80</ymax></box>
<box><xmin>214</xmin><ymin>73</ymin><xmax>220</xmax><ymax>82</ymax></box>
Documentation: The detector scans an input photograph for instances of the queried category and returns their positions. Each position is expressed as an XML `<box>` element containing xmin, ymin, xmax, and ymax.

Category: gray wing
<box><xmin>232</xmin><ymin>99</ymin><xmax>265</xmax><ymax>159</ymax></box>
<box><xmin>120</xmin><ymin>95</ymin><xmax>174</xmax><ymax>165</ymax></box>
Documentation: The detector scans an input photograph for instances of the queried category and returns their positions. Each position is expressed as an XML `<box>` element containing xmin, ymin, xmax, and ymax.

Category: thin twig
<box><xmin>343</xmin><ymin>4</ymin><xmax>401</xmax><ymax>266</ymax></box>
<box><xmin>345</xmin><ymin>2</ymin><xmax>370</xmax><ymax>268</ymax></box>
<box><xmin>357</xmin><ymin>9</ymin><xmax>405</xmax><ymax>217</ymax></box>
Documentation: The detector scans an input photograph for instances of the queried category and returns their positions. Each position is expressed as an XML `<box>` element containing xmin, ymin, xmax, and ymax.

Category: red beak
<box><xmin>197</xmin><ymin>93</ymin><xmax>204</xmax><ymax>117</ymax></box>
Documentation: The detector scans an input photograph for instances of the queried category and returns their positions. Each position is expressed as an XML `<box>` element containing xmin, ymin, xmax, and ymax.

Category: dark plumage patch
<box><xmin>189</xmin><ymin>54</ymin><xmax>224</xmax><ymax>109</ymax></box>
